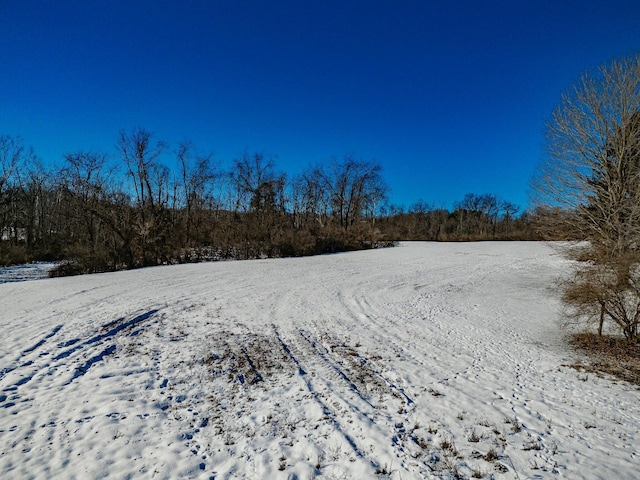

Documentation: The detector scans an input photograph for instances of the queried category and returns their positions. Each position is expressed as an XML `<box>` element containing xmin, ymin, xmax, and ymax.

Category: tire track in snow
<box><xmin>272</xmin><ymin>325</ymin><xmax>386</xmax><ymax>474</ymax></box>
<box><xmin>297</xmin><ymin>329</ymin><xmax>377</xmax><ymax>409</ymax></box>
<box><xmin>298</xmin><ymin>328</ymin><xmax>415</xmax><ymax>407</ymax></box>
<box><xmin>294</xmin><ymin>328</ymin><xmax>441</xmax><ymax>475</ymax></box>
<box><xmin>272</xmin><ymin>327</ymin><xmax>367</xmax><ymax>451</ymax></box>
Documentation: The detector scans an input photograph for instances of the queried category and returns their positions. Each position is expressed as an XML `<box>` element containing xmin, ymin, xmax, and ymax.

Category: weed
<box><xmin>494</xmin><ymin>462</ymin><xmax>509</xmax><ymax>473</ymax></box>
<box><xmin>328</xmin><ymin>445</ymin><xmax>342</xmax><ymax>461</ymax></box>
<box><xmin>523</xmin><ymin>439</ymin><xmax>542</xmax><ymax>451</ymax></box>
<box><xmin>416</xmin><ymin>437</ymin><xmax>430</xmax><ymax>450</ymax></box>
<box><xmin>484</xmin><ymin>448</ymin><xmax>499</xmax><ymax>461</ymax></box>
<box><xmin>440</xmin><ymin>438</ymin><xmax>458</xmax><ymax>456</ymax></box>
<box><xmin>477</xmin><ymin>418</ymin><xmax>491</xmax><ymax>427</ymax></box>
<box><xmin>278</xmin><ymin>454</ymin><xmax>286</xmax><ymax>471</ymax></box>
<box><xmin>505</xmin><ymin>416</ymin><xmax>522</xmax><ymax>433</ymax></box>
<box><xmin>427</xmin><ymin>387</ymin><xmax>443</xmax><ymax>397</ymax></box>
<box><xmin>546</xmin><ymin>417</ymin><xmax>553</xmax><ymax>430</ymax></box>
<box><xmin>451</xmin><ymin>464</ymin><xmax>464</xmax><ymax>479</ymax></box>
<box><xmin>468</xmin><ymin>429</ymin><xmax>480</xmax><ymax>443</ymax></box>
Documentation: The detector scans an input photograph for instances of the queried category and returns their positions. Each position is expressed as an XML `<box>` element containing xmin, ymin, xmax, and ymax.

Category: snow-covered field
<box><xmin>1</xmin><ymin>242</ymin><xmax>637</xmax><ymax>479</ymax></box>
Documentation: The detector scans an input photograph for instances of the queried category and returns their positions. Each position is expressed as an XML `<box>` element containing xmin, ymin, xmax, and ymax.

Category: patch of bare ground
<box><xmin>566</xmin><ymin>333</ymin><xmax>640</xmax><ymax>386</ymax></box>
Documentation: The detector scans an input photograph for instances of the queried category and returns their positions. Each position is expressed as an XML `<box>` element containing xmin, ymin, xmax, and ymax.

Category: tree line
<box><xmin>0</xmin><ymin>128</ymin><xmax>536</xmax><ymax>274</ymax></box>
<box><xmin>380</xmin><ymin>192</ymin><xmax>537</xmax><ymax>242</ymax></box>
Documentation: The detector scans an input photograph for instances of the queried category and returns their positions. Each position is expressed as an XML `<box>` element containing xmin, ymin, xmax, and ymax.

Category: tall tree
<box><xmin>176</xmin><ymin>141</ymin><xmax>219</xmax><ymax>247</ymax></box>
<box><xmin>533</xmin><ymin>53</ymin><xmax>640</xmax><ymax>341</ymax></box>
<box><xmin>533</xmin><ymin>54</ymin><xmax>640</xmax><ymax>255</ymax></box>
<box><xmin>17</xmin><ymin>159</ymin><xmax>52</xmax><ymax>251</ymax></box>
<box><xmin>228</xmin><ymin>152</ymin><xmax>287</xmax><ymax>257</ymax></box>
<box><xmin>118</xmin><ymin>128</ymin><xmax>171</xmax><ymax>265</ymax></box>
<box><xmin>0</xmin><ymin>136</ymin><xmax>27</xmax><ymax>245</ymax></box>
<box><xmin>323</xmin><ymin>156</ymin><xmax>387</xmax><ymax>231</ymax></box>
<box><xmin>58</xmin><ymin>151</ymin><xmax>113</xmax><ymax>268</ymax></box>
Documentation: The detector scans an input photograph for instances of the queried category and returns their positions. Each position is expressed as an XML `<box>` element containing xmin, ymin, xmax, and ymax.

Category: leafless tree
<box><xmin>118</xmin><ymin>128</ymin><xmax>171</xmax><ymax>265</ymax></box>
<box><xmin>0</xmin><ymin>136</ymin><xmax>23</xmax><ymax>195</ymax></box>
<box><xmin>0</xmin><ymin>136</ymin><xmax>28</xmax><ymax>244</ymax></box>
<box><xmin>228</xmin><ymin>152</ymin><xmax>287</xmax><ymax>257</ymax></box>
<box><xmin>176</xmin><ymin>141</ymin><xmax>219</xmax><ymax>247</ymax></box>
<box><xmin>453</xmin><ymin>193</ymin><xmax>500</xmax><ymax>238</ymax></box>
<box><xmin>229</xmin><ymin>152</ymin><xmax>285</xmax><ymax>213</ymax></box>
<box><xmin>18</xmin><ymin>160</ymin><xmax>52</xmax><ymax>250</ymax></box>
<box><xmin>532</xmin><ymin>53</ymin><xmax>640</xmax><ymax>341</ymax></box>
<box><xmin>533</xmin><ymin>54</ymin><xmax>640</xmax><ymax>254</ymax></box>
<box><xmin>497</xmin><ymin>201</ymin><xmax>520</xmax><ymax>237</ymax></box>
<box><xmin>56</xmin><ymin>151</ymin><xmax>115</xmax><ymax>269</ymax></box>
<box><xmin>323</xmin><ymin>156</ymin><xmax>387</xmax><ymax>231</ymax></box>
<box><xmin>291</xmin><ymin>165</ymin><xmax>330</xmax><ymax>231</ymax></box>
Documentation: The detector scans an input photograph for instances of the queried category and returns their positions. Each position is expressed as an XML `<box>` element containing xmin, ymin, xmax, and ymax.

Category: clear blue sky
<box><xmin>1</xmin><ymin>1</ymin><xmax>639</xmax><ymax>210</ymax></box>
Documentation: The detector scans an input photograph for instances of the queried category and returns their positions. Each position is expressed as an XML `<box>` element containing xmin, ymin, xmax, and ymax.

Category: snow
<box><xmin>0</xmin><ymin>242</ymin><xmax>637</xmax><ymax>479</ymax></box>
<box><xmin>0</xmin><ymin>262</ymin><xmax>57</xmax><ymax>284</ymax></box>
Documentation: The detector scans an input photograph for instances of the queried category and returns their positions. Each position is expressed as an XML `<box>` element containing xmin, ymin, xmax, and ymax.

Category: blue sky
<box><xmin>1</xmin><ymin>1</ymin><xmax>639</xmax><ymax>210</ymax></box>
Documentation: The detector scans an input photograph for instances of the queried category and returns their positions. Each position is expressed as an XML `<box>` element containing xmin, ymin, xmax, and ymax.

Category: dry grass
<box><xmin>567</xmin><ymin>333</ymin><xmax>640</xmax><ymax>385</ymax></box>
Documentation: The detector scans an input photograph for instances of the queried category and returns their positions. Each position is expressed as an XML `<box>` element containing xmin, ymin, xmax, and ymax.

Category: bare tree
<box><xmin>176</xmin><ymin>141</ymin><xmax>219</xmax><ymax>247</ymax></box>
<box><xmin>291</xmin><ymin>165</ymin><xmax>330</xmax><ymax>231</ymax></box>
<box><xmin>453</xmin><ymin>193</ymin><xmax>499</xmax><ymax>238</ymax></box>
<box><xmin>0</xmin><ymin>136</ymin><xmax>23</xmax><ymax>196</ymax></box>
<box><xmin>229</xmin><ymin>152</ymin><xmax>284</xmax><ymax>213</ymax></box>
<box><xmin>228</xmin><ymin>152</ymin><xmax>287</xmax><ymax>257</ymax></box>
<box><xmin>0</xmin><ymin>136</ymin><xmax>27</xmax><ymax>244</ymax></box>
<box><xmin>323</xmin><ymin>156</ymin><xmax>387</xmax><ymax>231</ymax></box>
<box><xmin>533</xmin><ymin>54</ymin><xmax>640</xmax><ymax>255</ymax></box>
<box><xmin>56</xmin><ymin>151</ymin><xmax>115</xmax><ymax>269</ymax></box>
<box><xmin>18</xmin><ymin>159</ymin><xmax>52</xmax><ymax>251</ymax></box>
<box><xmin>118</xmin><ymin>128</ymin><xmax>171</xmax><ymax>265</ymax></box>
<box><xmin>498</xmin><ymin>200</ymin><xmax>520</xmax><ymax>237</ymax></box>
<box><xmin>532</xmin><ymin>53</ymin><xmax>640</xmax><ymax>341</ymax></box>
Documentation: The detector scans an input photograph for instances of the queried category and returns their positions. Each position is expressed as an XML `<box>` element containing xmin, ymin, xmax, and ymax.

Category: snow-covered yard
<box><xmin>1</xmin><ymin>242</ymin><xmax>637</xmax><ymax>479</ymax></box>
